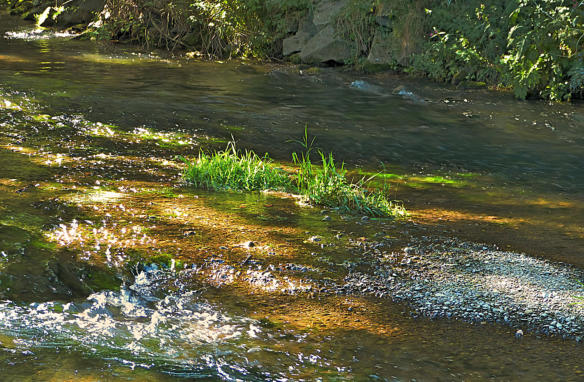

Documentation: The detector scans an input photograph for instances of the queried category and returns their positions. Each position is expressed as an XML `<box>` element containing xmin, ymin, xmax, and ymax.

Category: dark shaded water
<box><xmin>2</xmin><ymin>15</ymin><xmax>583</xmax><ymax>194</ymax></box>
<box><xmin>1</xmin><ymin>11</ymin><xmax>584</xmax><ymax>381</ymax></box>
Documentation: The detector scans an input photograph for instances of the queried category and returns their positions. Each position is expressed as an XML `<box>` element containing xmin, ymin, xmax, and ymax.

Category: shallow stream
<box><xmin>1</xmin><ymin>11</ymin><xmax>584</xmax><ymax>380</ymax></box>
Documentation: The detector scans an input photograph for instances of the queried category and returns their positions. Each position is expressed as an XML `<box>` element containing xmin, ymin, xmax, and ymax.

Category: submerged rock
<box><xmin>392</xmin><ymin>85</ymin><xmax>425</xmax><ymax>103</ymax></box>
<box><xmin>243</xmin><ymin>241</ymin><xmax>256</xmax><ymax>248</ymax></box>
<box><xmin>350</xmin><ymin>80</ymin><xmax>387</xmax><ymax>96</ymax></box>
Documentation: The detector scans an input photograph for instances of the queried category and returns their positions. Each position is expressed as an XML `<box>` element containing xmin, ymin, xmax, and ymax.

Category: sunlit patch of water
<box><xmin>0</xmin><ymin>269</ymin><xmax>347</xmax><ymax>379</ymax></box>
<box><xmin>73</xmin><ymin>52</ymin><xmax>176</xmax><ymax>65</ymax></box>
<box><xmin>0</xmin><ymin>98</ymin><xmax>21</xmax><ymax>111</ymax></box>
<box><xmin>4</xmin><ymin>28</ymin><xmax>77</xmax><ymax>40</ymax></box>
<box><xmin>47</xmin><ymin>219</ymin><xmax>154</xmax><ymax>266</ymax></box>
<box><xmin>0</xmin><ymin>270</ymin><xmax>254</xmax><ymax>371</ymax></box>
<box><xmin>131</xmin><ymin>127</ymin><xmax>195</xmax><ymax>147</ymax></box>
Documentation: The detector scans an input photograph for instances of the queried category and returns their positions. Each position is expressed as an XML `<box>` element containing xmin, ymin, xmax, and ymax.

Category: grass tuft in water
<box><xmin>292</xmin><ymin>131</ymin><xmax>405</xmax><ymax>217</ymax></box>
<box><xmin>182</xmin><ymin>138</ymin><xmax>405</xmax><ymax>217</ymax></box>
<box><xmin>181</xmin><ymin>142</ymin><xmax>291</xmax><ymax>192</ymax></box>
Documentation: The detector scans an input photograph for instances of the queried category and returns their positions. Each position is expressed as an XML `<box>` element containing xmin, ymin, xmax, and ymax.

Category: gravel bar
<box><xmin>341</xmin><ymin>237</ymin><xmax>584</xmax><ymax>339</ymax></box>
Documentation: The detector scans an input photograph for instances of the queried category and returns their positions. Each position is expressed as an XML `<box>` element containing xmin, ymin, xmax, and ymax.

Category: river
<box><xmin>1</xmin><ymin>10</ymin><xmax>584</xmax><ymax>380</ymax></box>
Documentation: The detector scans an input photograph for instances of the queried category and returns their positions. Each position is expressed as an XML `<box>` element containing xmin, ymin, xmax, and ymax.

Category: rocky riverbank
<box><xmin>341</xmin><ymin>237</ymin><xmax>584</xmax><ymax>340</ymax></box>
<box><xmin>196</xmin><ymin>231</ymin><xmax>584</xmax><ymax>341</ymax></box>
<box><xmin>3</xmin><ymin>0</ymin><xmax>583</xmax><ymax>99</ymax></box>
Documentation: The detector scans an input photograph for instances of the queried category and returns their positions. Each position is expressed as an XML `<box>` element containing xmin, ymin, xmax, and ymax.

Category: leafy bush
<box><xmin>413</xmin><ymin>0</ymin><xmax>584</xmax><ymax>100</ymax></box>
<box><xmin>4</xmin><ymin>0</ymin><xmax>584</xmax><ymax>99</ymax></box>
<box><xmin>336</xmin><ymin>1</ymin><xmax>377</xmax><ymax>60</ymax></box>
<box><xmin>98</xmin><ymin>0</ymin><xmax>310</xmax><ymax>57</ymax></box>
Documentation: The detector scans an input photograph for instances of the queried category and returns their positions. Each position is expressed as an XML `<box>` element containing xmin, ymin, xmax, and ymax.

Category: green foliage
<box><xmin>414</xmin><ymin>0</ymin><xmax>584</xmax><ymax>100</ymax></box>
<box><xmin>340</xmin><ymin>0</ymin><xmax>584</xmax><ymax>99</ymax></box>
<box><xmin>294</xmin><ymin>150</ymin><xmax>404</xmax><ymax>217</ymax></box>
<box><xmin>336</xmin><ymin>0</ymin><xmax>377</xmax><ymax>60</ymax></box>
<box><xmin>568</xmin><ymin>61</ymin><xmax>584</xmax><ymax>95</ymax></box>
<box><xmin>181</xmin><ymin>142</ymin><xmax>291</xmax><ymax>192</ymax></box>
<box><xmin>335</xmin><ymin>0</ymin><xmax>426</xmax><ymax>67</ymax></box>
<box><xmin>4</xmin><ymin>0</ymin><xmax>584</xmax><ymax>99</ymax></box>
<box><xmin>291</xmin><ymin>129</ymin><xmax>405</xmax><ymax>217</ymax></box>
<box><xmin>410</xmin><ymin>1</ymin><xmax>509</xmax><ymax>85</ymax></box>
<box><xmin>99</xmin><ymin>0</ymin><xmax>310</xmax><ymax>57</ymax></box>
<box><xmin>182</xmin><ymin>137</ymin><xmax>405</xmax><ymax>217</ymax></box>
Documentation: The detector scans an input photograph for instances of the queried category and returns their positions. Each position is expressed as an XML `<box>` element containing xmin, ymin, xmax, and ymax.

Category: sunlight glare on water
<box><xmin>0</xmin><ymin>270</ymin><xmax>249</xmax><ymax>361</ymax></box>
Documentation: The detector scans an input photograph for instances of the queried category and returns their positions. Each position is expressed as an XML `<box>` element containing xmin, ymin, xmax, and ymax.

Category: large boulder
<box><xmin>312</xmin><ymin>0</ymin><xmax>348</xmax><ymax>27</ymax></box>
<box><xmin>366</xmin><ymin>31</ymin><xmax>396</xmax><ymax>67</ymax></box>
<box><xmin>282</xmin><ymin>0</ymin><xmax>353</xmax><ymax>65</ymax></box>
<box><xmin>283</xmin><ymin>31</ymin><xmax>313</xmax><ymax>56</ymax></box>
<box><xmin>282</xmin><ymin>16</ymin><xmax>318</xmax><ymax>56</ymax></box>
<box><xmin>300</xmin><ymin>24</ymin><xmax>353</xmax><ymax>64</ymax></box>
<box><xmin>55</xmin><ymin>0</ymin><xmax>106</xmax><ymax>27</ymax></box>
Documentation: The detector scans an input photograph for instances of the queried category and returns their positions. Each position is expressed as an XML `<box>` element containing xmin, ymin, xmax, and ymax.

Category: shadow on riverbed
<box><xmin>0</xmin><ymin>149</ymin><xmax>122</xmax><ymax>302</ymax></box>
<box><xmin>389</xmin><ymin>177</ymin><xmax>584</xmax><ymax>266</ymax></box>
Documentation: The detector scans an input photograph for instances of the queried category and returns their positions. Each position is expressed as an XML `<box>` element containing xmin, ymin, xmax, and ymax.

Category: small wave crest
<box><xmin>4</xmin><ymin>29</ymin><xmax>77</xmax><ymax>40</ymax></box>
<box><xmin>0</xmin><ymin>269</ymin><xmax>262</xmax><ymax>375</ymax></box>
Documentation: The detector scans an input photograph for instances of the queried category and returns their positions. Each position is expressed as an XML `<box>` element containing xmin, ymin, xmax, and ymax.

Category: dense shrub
<box><xmin>98</xmin><ymin>0</ymin><xmax>310</xmax><ymax>57</ymax></box>
<box><xmin>413</xmin><ymin>0</ymin><xmax>584</xmax><ymax>100</ymax></box>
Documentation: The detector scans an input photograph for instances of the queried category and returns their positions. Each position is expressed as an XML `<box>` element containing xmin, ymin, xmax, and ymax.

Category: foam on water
<box><xmin>0</xmin><ymin>270</ymin><xmax>260</xmax><ymax>375</ymax></box>
<box><xmin>4</xmin><ymin>28</ymin><xmax>77</xmax><ymax>40</ymax></box>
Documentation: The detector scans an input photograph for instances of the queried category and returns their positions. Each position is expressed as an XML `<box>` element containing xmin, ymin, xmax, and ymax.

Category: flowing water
<box><xmin>1</xmin><ymin>10</ymin><xmax>584</xmax><ymax>380</ymax></box>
